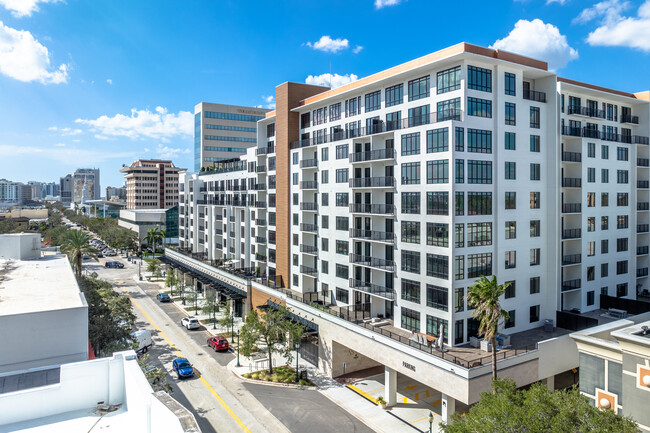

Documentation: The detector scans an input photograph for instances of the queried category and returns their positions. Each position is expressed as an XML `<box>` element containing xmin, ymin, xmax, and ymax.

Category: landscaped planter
<box><xmin>242</xmin><ymin>365</ymin><xmax>314</xmax><ymax>386</ymax></box>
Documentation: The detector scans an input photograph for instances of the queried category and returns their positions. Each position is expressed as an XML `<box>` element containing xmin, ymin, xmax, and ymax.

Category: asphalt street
<box><xmin>84</xmin><ymin>255</ymin><xmax>376</xmax><ymax>433</ymax></box>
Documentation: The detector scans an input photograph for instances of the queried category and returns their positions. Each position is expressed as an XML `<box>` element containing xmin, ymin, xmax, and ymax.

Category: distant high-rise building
<box><xmin>120</xmin><ymin>159</ymin><xmax>185</xmax><ymax>209</ymax></box>
<box><xmin>60</xmin><ymin>174</ymin><xmax>73</xmax><ymax>204</ymax></box>
<box><xmin>72</xmin><ymin>168</ymin><xmax>100</xmax><ymax>203</ymax></box>
<box><xmin>106</xmin><ymin>186</ymin><xmax>126</xmax><ymax>201</ymax></box>
<box><xmin>0</xmin><ymin>179</ymin><xmax>22</xmax><ymax>205</ymax></box>
<box><xmin>194</xmin><ymin>102</ymin><xmax>271</xmax><ymax>171</ymax></box>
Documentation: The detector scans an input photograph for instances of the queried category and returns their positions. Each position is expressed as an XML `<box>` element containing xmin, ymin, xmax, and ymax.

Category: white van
<box><xmin>131</xmin><ymin>329</ymin><xmax>152</xmax><ymax>354</ymax></box>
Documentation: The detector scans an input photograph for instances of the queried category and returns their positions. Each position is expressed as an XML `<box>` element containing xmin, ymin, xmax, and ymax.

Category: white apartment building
<box><xmin>194</xmin><ymin>102</ymin><xmax>271</xmax><ymax>171</ymax></box>
<box><xmin>120</xmin><ymin>159</ymin><xmax>185</xmax><ymax>210</ymax></box>
<box><xmin>172</xmin><ymin>43</ymin><xmax>650</xmax><ymax>417</ymax></box>
<box><xmin>0</xmin><ymin>179</ymin><xmax>22</xmax><ymax>205</ymax></box>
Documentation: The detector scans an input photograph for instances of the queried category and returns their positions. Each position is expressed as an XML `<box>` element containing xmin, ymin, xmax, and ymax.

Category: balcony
<box><xmin>300</xmin><ymin>244</ymin><xmax>318</xmax><ymax>255</ymax></box>
<box><xmin>253</xmin><ymin>183</ymin><xmax>267</xmax><ymax>190</ymax></box>
<box><xmin>300</xmin><ymin>202</ymin><xmax>318</xmax><ymax>211</ymax></box>
<box><xmin>300</xmin><ymin>158</ymin><xmax>318</xmax><ymax>169</ymax></box>
<box><xmin>349</xmin><ymin>148</ymin><xmax>396</xmax><ymax>164</ymax></box>
<box><xmin>522</xmin><ymin>89</ymin><xmax>547</xmax><ymax>103</ymax></box>
<box><xmin>349</xmin><ymin>203</ymin><xmax>395</xmax><ymax>215</ymax></box>
<box><xmin>349</xmin><ymin>279</ymin><xmax>395</xmax><ymax>300</ymax></box>
<box><xmin>300</xmin><ymin>265</ymin><xmax>318</xmax><ymax>277</ymax></box>
<box><xmin>639</xmin><ymin>181</ymin><xmax>650</xmax><ymax>189</ymax></box>
<box><xmin>562</xmin><ymin>177</ymin><xmax>582</xmax><ymax>188</ymax></box>
<box><xmin>562</xmin><ymin>254</ymin><xmax>582</xmax><ymax>265</ymax></box>
<box><xmin>349</xmin><ymin>176</ymin><xmax>396</xmax><ymax>188</ymax></box>
<box><xmin>637</xmin><ymin>267</ymin><xmax>649</xmax><ymax>278</ymax></box>
<box><xmin>637</xmin><ymin>246</ymin><xmax>649</xmax><ymax>255</ymax></box>
<box><xmin>561</xmin><ymin>126</ymin><xmax>582</xmax><ymax>137</ymax></box>
<box><xmin>215</xmin><ymin>228</ymin><xmax>223</xmax><ymax>235</ymax></box>
<box><xmin>562</xmin><ymin>203</ymin><xmax>582</xmax><ymax>213</ymax></box>
<box><xmin>300</xmin><ymin>223</ymin><xmax>318</xmax><ymax>233</ymax></box>
<box><xmin>621</xmin><ymin>115</ymin><xmax>640</xmax><ymax>125</ymax></box>
<box><xmin>638</xmin><ymin>224</ymin><xmax>649</xmax><ymax>233</ymax></box>
<box><xmin>561</xmin><ymin>151</ymin><xmax>582</xmax><ymax>163</ymax></box>
<box><xmin>561</xmin><ymin>126</ymin><xmax>649</xmax><ymax>145</ymax></box>
<box><xmin>229</xmin><ymin>231</ymin><xmax>235</xmax><ymax>238</ymax></box>
<box><xmin>349</xmin><ymin>253</ymin><xmax>396</xmax><ymax>271</ymax></box>
<box><xmin>562</xmin><ymin>228</ymin><xmax>581</xmax><ymax>239</ymax></box>
<box><xmin>568</xmin><ymin>105</ymin><xmax>604</xmax><ymax>118</ymax></box>
<box><xmin>638</xmin><ymin>202</ymin><xmax>649</xmax><ymax>211</ymax></box>
<box><xmin>300</xmin><ymin>181</ymin><xmax>318</xmax><ymax>190</ymax></box>
<box><xmin>349</xmin><ymin>229</ymin><xmax>396</xmax><ymax>244</ymax></box>
<box><xmin>256</xmin><ymin>219</ymin><xmax>267</xmax><ymax>226</ymax></box>
<box><xmin>256</xmin><ymin>145</ymin><xmax>275</xmax><ymax>155</ymax></box>
<box><xmin>562</xmin><ymin>279</ymin><xmax>581</xmax><ymax>292</ymax></box>
<box><xmin>638</xmin><ymin>158</ymin><xmax>650</xmax><ymax>167</ymax></box>
<box><xmin>255</xmin><ymin>201</ymin><xmax>267</xmax><ymax>208</ymax></box>
<box><xmin>255</xmin><ymin>165</ymin><xmax>267</xmax><ymax>173</ymax></box>
<box><xmin>215</xmin><ymin>214</ymin><xmax>223</xmax><ymax>221</ymax></box>
<box><xmin>255</xmin><ymin>253</ymin><xmax>267</xmax><ymax>263</ymax></box>
<box><xmin>255</xmin><ymin>236</ymin><xmax>267</xmax><ymax>244</ymax></box>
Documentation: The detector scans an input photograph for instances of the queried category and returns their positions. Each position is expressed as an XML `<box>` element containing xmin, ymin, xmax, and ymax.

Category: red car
<box><xmin>207</xmin><ymin>336</ymin><xmax>229</xmax><ymax>352</ymax></box>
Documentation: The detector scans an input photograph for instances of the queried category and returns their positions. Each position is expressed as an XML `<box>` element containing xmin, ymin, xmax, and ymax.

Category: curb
<box><xmin>227</xmin><ymin>359</ymin><xmax>317</xmax><ymax>390</ymax></box>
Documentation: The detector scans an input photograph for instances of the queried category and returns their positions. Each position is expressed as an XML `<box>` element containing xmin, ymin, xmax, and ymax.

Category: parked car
<box><xmin>157</xmin><ymin>293</ymin><xmax>172</xmax><ymax>303</ymax></box>
<box><xmin>172</xmin><ymin>358</ymin><xmax>194</xmax><ymax>379</ymax></box>
<box><xmin>105</xmin><ymin>261</ymin><xmax>124</xmax><ymax>269</ymax></box>
<box><xmin>207</xmin><ymin>336</ymin><xmax>229</xmax><ymax>352</ymax></box>
<box><xmin>131</xmin><ymin>329</ymin><xmax>152</xmax><ymax>354</ymax></box>
<box><xmin>181</xmin><ymin>317</ymin><xmax>200</xmax><ymax>330</ymax></box>
<box><xmin>82</xmin><ymin>254</ymin><xmax>92</xmax><ymax>261</ymax></box>
<box><xmin>97</xmin><ymin>252</ymin><xmax>104</xmax><ymax>258</ymax></box>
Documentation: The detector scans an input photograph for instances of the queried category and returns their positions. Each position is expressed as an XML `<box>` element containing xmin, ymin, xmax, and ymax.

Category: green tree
<box><xmin>147</xmin><ymin>259</ymin><xmax>161</xmax><ymax>279</ymax></box>
<box><xmin>202</xmin><ymin>290</ymin><xmax>217</xmax><ymax>321</ymax></box>
<box><xmin>165</xmin><ymin>268</ymin><xmax>177</xmax><ymax>296</ymax></box>
<box><xmin>61</xmin><ymin>230</ymin><xmax>98</xmax><ymax>278</ymax></box>
<box><xmin>442</xmin><ymin>379</ymin><xmax>638</xmax><ymax>433</ymax></box>
<box><xmin>146</xmin><ymin>227</ymin><xmax>162</xmax><ymax>257</ymax></box>
<box><xmin>466</xmin><ymin>275</ymin><xmax>510</xmax><ymax>380</ymax></box>
<box><xmin>138</xmin><ymin>354</ymin><xmax>173</xmax><ymax>394</ymax></box>
<box><xmin>219</xmin><ymin>301</ymin><xmax>233</xmax><ymax>331</ymax></box>
<box><xmin>239</xmin><ymin>307</ymin><xmax>304</xmax><ymax>374</ymax></box>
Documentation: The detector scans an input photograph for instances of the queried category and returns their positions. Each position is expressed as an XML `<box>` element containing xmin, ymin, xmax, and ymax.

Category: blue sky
<box><xmin>0</xmin><ymin>0</ymin><xmax>648</xmax><ymax>190</ymax></box>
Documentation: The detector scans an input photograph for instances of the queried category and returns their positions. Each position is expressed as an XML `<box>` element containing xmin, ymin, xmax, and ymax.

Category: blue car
<box><xmin>172</xmin><ymin>358</ymin><xmax>194</xmax><ymax>379</ymax></box>
<box><xmin>157</xmin><ymin>293</ymin><xmax>172</xmax><ymax>302</ymax></box>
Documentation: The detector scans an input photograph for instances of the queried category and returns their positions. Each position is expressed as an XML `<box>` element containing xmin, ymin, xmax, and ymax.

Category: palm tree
<box><xmin>159</xmin><ymin>228</ymin><xmax>166</xmax><ymax>251</ymax></box>
<box><xmin>61</xmin><ymin>230</ymin><xmax>98</xmax><ymax>278</ymax></box>
<box><xmin>146</xmin><ymin>227</ymin><xmax>162</xmax><ymax>258</ymax></box>
<box><xmin>466</xmin><ymin>275</ymin><xmax>510</xmax><ymax>381</ymax></box>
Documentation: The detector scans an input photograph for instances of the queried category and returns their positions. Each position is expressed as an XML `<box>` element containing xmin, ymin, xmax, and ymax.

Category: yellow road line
<box><xmin>347</xmin><ymin>384</ymin><xmax>378</xmax><ymax>405</ymax></box>
<box><xmin>411</xmin><ymin>416</ymin><xmax>430</xmax><ymax>424</ymax></box>
<box><xmin>114</xmin><ymin>279</ymin><xmax>252</xmax><ymax>433</ymax></box>
<box><xmin>431</xmin><ymin>399</ymin><xmax>442</xmax><ymax>406</ymax></box>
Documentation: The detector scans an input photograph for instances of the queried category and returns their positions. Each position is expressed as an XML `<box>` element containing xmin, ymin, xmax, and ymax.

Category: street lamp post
<box><xmin>294</xmin><ymin>342</ymin><xmax>300</xmax><ymax>383</ymax></box>
<box><xmin>428</xmin><ymin>411</ymin><xmax>433</xmax><ymax>433</ymax></box>
<box><xmin>213</xmin><ymin>290</ymin><xmax>217</xmax><ymax>330</ymax></box>
<box><xmin>231</xmin><ymin>310</ymin><xmax>235</xmax><ymax>343</ymax></box>
<box><xmin>236</xmin><ymin>329</ymin><xmax>241</xmax><ymax>367</ymax></box>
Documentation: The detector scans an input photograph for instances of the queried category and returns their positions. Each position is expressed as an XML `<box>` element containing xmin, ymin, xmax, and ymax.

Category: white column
<box><xmin>385</xmin><ymin>366</ymin><xmax>397</xmax><ymax>407</ymax></box>
<box><xmin>441</xmin><ymin>393</ymin><xmax>455</xmax><ymax>424</ymax></box>
<box><xmin>546</xmin><ymin>375</ymin><xmax>555</xmax><ymax>391</ymax></box>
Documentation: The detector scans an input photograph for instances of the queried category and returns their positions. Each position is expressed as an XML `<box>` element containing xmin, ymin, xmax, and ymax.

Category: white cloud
<box><xmin>305</xmin><ymin>73</ymin><xmax>359</xmax><ymax>89</ymax></box>
<box><xmin>0</xmin><ymin>144</ymin><xmax>135</xmax><ymax>165</ymax></box>
<box><xmin>546</xmin><ymin>0</ymin><xmax>568</xmax><ymax>4</ymax></box>
<box><xmin>352</xmin><ymin>45</ymin><xmax>364</xmax><ymax>54</ymax></box>
<box><xmin>0</xmin><ymin>0</ymin><xmax>60</xmax><ymax>17</ymax></box>
<box><xmin>155</xmin><ymin>143</ymin><xmax>190</xmax><ymax>160</ymax></box>
<box><xmin>262</xmin><ymin>95</ymin><xmax>275</xmax><ymax>109</ymax></box>
<box><xmin>580</xmin><ymin>0</ymin><xmax>650</xmax><ymax>51</ymax></box>
<box><xmin>106</xmin><ymin>78</ymin><xmax>113</xmax><ymax>85</ymax></box>
<box><xmin>491</xmin><ymin>19</ymin><xmax>578</xmax><ymax>70</ymax></box>
<box><xmin>53</xmin><ymin>142</ymin><xmax>65</xmax><ymax>147</ymax></box>
<box><xmin>374</xmin><ymin>0</ymin><xmax>401</xmax><ymax>9</ymax></box>
<box><xmin>306</xmin><ymin>35</ymin><xmax>349</xmax><ymax>53</ymax></box>
<box><xmin>49</xmin><ymin>126</ymin><xmax>82</xmax><ymax>136</ymax></box>
<box><xmin>75</xmin><ymin>106</ymin><xmax>193</xmax><ymax>141</ymax></box>
<box><xmin>0</xmin><ymin>21</ymin><xmax>69</xmax><ymax>84</ymax></box>
<box><xmin>574</xmin><ymin>0</ymin><xmax>630</xmax><ymax>23</ymax></box>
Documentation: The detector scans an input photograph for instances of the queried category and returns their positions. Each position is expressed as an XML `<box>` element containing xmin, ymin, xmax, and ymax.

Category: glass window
<box><xmin>455</xmin><ymin>159</ymin><xmax>464</xmax><ymax>183</ymax></box>
<box><xmin>530</xmin><ymin>220</ymin><xmax>540</xmax><ymax>237</ymax></box>
<box><xmin>455</xmin><ymin>287</ymin><xmax>465</xmax><ymax>312</ymax></box>
<box><xmin>335</xmin><ymin>144</ymin><xmax>348</xmax><ymax>159</ymax></box>
<box><xmin>426</xmin><ymin>315</ymin><xmax>449</xmax><ymax>343</ymax></box>
<box><xmin>504</xmin><ymin>72</ymin><xmax>516</xmax><ymax>96</ymax></box>
<box><xmin>467</xmin><ymin>129</ymin><xmax>492</xmax><ymax>153</ymax></box>
<box><xmin>455</xmin><ymin>224</ymin><xmax>464</xmax><ymax>247</ymax></box>
<box><xmin>426</xmin><ymin>128</ymin><xmax>448</xmax><ymax>153</ymax></box>
<box><xmin>427</xmin><ymin>191</ymin><xmax>449</xmax><ymax>215</ymax></box>
<box><xmin>530</xmin><ymin>163</ymin><xmax>540</xmax><ymax>181</ymax></box>
<box><xmin>467</xmin><ymin>160</ymin><xmax>492</xmax><ymax>184</ymax></box>
<box><xmin>601</xmin><ymin>144</ymin><xmax>609</xmax><ymax>159</ymax></box>
<box><xmin>467</xmin><ymin>97</ymin><xmax>492</xmax><ymax>118</ymax></box>
<box><xmin>437</xmin><ymin>98</ymin><xmax>461</xmax><ymax>121</ymax></box>
<box><xmin>505</xmin><ymin>132</ymin><xmax>516</xmax><ymax>150</ymax></box>
<box><xmin>401</xmin><ymin>162</ymin><xmax>420</xmax><ymax>184</ymax></box>
<box><xmin>437</xmin><ymin>66</ymin><xmax>461</xmax><ymax>94</ymax></box>
<box><xmin>335</xmin><ymin>193</ymin><xmax>348</xmax><ymax>206</ymax></box>
<box><xmin>505</xmin><ymin>310</ymin><xmax>515</xmax><ymax>328</ymax></box>
<box><xmin>408</xmin><ymin>105</ymin><xmax>430</xmax><ymax>127</ymax></box>
<box><xmin>426</xmin><ymin>254</ymin><xmax>448</xmax><ymax>279</ymax></box>
<box><xmin>385</xmin><ymin>84</ymin><xmax>403</xmax><ymax>107</ymax></box>
<box><xmin>335</xmin><ymin>168</ymin><xmax>348</xmax><ymax>183</ymax></box>
<box><xmin>530</xmin><ymin>135</ymin><xmax>540</xmax><ymax>152</ymax></box>
<box><xmin>530</xmin><ymin>192</ymin><xmax>540</xmax><ymax>209</ymax></box>
<box><xmin>530</xmin><ymin>276</ymin><xmax>540</xmax><ymax>294</ymax></box>
<box><xmin>335</xmin><ymin>287</ymin><xmax>349</xmax><ymax>303</ymax></box>
<box><xmin>401</xmin><ymin>192</ymin><xmax>420</xmax><ymax>214</ymax></box>
<box><xmin>505</xmin><ymin>221</ymin><xmax>516</xmax><ymax>239</ymax></box>
<box><xmin>530</xmin><ymin>305</ymin><xmax>540</xmax><ymax>323</ymax></box>
<box><xmin>467</xmin><ymin>192</ymin><xmax>492</xmax><ymax>215</ymax></box>
<box><xmin>335</xmin><ymin>264</ymin><xmax>349</xmax><ymax>280</ymax></box>
<box><xmin>402</xmin><ymin>250</ymin><xmax>421</xmax><ymax>274</ymax></box>
<box><xmin>455</xmin><ymin>127</ymin><xmax>464</xmax><ymax>151</ymax></box>
<box><xmin>401</xmin><ymin>221</ymin><xmax>421</xmax><ymax>244</ymax></box>
<box><xmin>601</xmin><ymin>169</ymin><xmax>609</xmax><ymax>183</ymax></box>
<box><xmin>335</xmin><ymin>240</ymin><xmax>349</xmax><ymax>255</ymax></box>
<box><xmin>365</xmin><ymin>90</ymin><xmax>381</xmax><ymax>112</ymax></box>
<box><xmin>329</xmin><ymin>103</ymin><xmax>341</xmax><ymax>121</ymax></box>
<box><xmin>401</xmin><ymin>132</ymin><xmax>420</xmax><ymax>156</ymax></box>
<box><xmin>505</xmin><ymin>102</ymin><xmax>516</xmax><ymax>125</ymax></box>
<box><xmin>467</xmin><ymin>223</ymin><xmax>492</xmax><ymax>246</ymax></box>
<box><xmin>427</xmin><ymin>285</ymin><xmax>448</xmax><ymax>311</ymax></box>
<box><xmin>505</xmin><ymin>281</ymin><xmax>516</xmax><ymax>299</ymax></box>
<box><xmin>408</xmin><ymin>75</ymin><xmax>430</xmax><ymax>101</ymax></box>
<box><xmin>427</xmin><ymin>160</ymin><xmax>449</xmax><ymax>184</ymax></box>
<box><xmin>530</xmin><ymin>248</ymin><xmax>540</xmax><ymax>266</ymax></box>
<box><xmin>505</xmin><ymin>192</ymin><xmax>516</xmax><ymax>209</ymax></box>
<box><xmin>455</xmin><ymin>192</ymin><xmax>464</xmax><ymax>216</ymax></box>
<box><xmin>467</xmin><ymin>253</ymin><xmax>492</xmax><ymax>278</ymax></box>
<box><xmin>467</xmin><ymin>65</ymin><xmax>492</xmax><ymax>92</ymax></box>
<box><xmin>588</xmin><ymin>142</ymin><xmax>595</xmax><ymax>158</ymax></box>
<box><xmin>401</xmin><ymin>279</ymin><xmax>421</xmax><ymax>303</ymax></box>
<box><xmin>401</xmin><ymin>307</ymin><xmax>420</xmax><ymax>332</ymax></box>
<box><xmin>426</xmin><ymin>223</ymin><xmax>448</xmax><ymax>247</ymax></box>
<box><xmin>505</xmin><ymin>162</ymin><xmax>516</xmax><ymax>180</ymax></box>
<box><xmin>530</xmin><ymin>106</ymin><xmax>540</xmax><ymax>128</ymax></box>
<box><xmin>335</xmin><ymin>216</ymin><xmax>348</xmax><ymax>231</ymax></box>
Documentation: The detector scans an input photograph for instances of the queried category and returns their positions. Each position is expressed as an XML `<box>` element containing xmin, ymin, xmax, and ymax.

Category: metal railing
<box><xmin>255</xmin><ymin>165</ymin><xmax>267</xmax><ymax>173</ymax></box>
<box><xmin>562</xmin><ymin>279</ymin><xmax>581</xmax><ymax>291</ymax></box>
<box><xmin>639</xmin><ymin>181</ymin><xmax>650</xmax><ymax>188</ymax></box>
<box><xmin>300</xmin><ymin>158</ymin><xmax>318</xmax><ymax>168</ymax></box>
<box><xmin>562</xmin><ymin>254</ymin><xmax>582</xmax><ymax>265</ymax></box>
<box><xmin>255</xmin><ymin>201</ymin><xmax>267</xmax><ymax>208</ymax></box>
<box><xmin>348</xmin><ymin>279</ymin><xmax>395</xmax><ymax>300</ymax></box>
<box><xmin>638</xmin><ymin>202</ymin><xmax>649</xmax><ymax>211</ymax></box>
<box><xmin>349</xmin><ymin>228</ymin><xmax>396</xmax><ymax>243</ymax></box>
<box><xmin>349</xmin><ymin>203</ymin><xmax>395</xmax><ymax>215</ymax></box>
<box><xmin>300</xmin><ymin>223</ymin><xmax>318</xmax><ymax>233</ymax></box>
<box><xmin>523</xmin><ymin>89</ymin><xmax>547</xmax><ymax>103</ymax></box>
<box><xmin>349</xmin><ymin>176</ymin><xmax>396</xmax><ymax>188</ymax></box>
<box><xmin>561</xmin><ymin>126</ymin><xmax>649</xmax><ymax>145</ymax></box>
<box><xmin>255</xmin><ymin>236</ymin><xmax>267</xmax><ymax>244</ymax></box>
<box><xmin>568</xmin><ymin>105</ymin><xmax>605</xmax><ymax>118</ymax></box>
<box><xmin>562</xmin><ymin>228</ymin><xmax>581</xmax><ymax>239</ymax></box>
<box><xmin>300</xmin><ymin>244</ymin><xmax>318</xmax><ymax>254</ymax></box>
<box><xmin>638</xmin><ymin>224</ymin><xmax>649</xmax><ymax>233</ymax></box>
<box><xmin>562</xmin><ymin>202</ymin><xmax>581</xmax><ymax>213</ymax></box>
<box><xmin>300</xmin><ymin>181</ymin><xmax>318</xmax><ymax>190</ymax></box>
<box><xmin>562</xmin><ymin>177</ymin><xmax>582</xmax><ymax>188</ymax></box>
<box><xmin>621</xmin><ymin>115</ymin><xmax>639</xmax><ymax>125</ymax></box>
<box><xmin>255</xmin><ymin>253</ymin><xmax>267</xmax><ymax>262</ymax></box>
<box><xmin>300</xmin><ymin>265</ymin><xmax>318</xmax><ymax>276</ymax></box>
<box><xmin>256</xmin><ymin>145</ymin><xmax>275</xmax><ymax>155</ymax></box>
<box><xmin>561</xmin><ymin>151</ymin><xmax>582</xmax><ymax>162</ymax></box>
<box><xmin>256</xmin><ymin>219</ymin><xmax>267</xmax><ymax>226</ymax></box>
<box><xmin>349</xmin><ymin>148</ymin><xmax>397</xmax><ymax>163</ymax></box>
<box><xmin>349</xmin><ymin>253</ymin><xmax>396</xmax><ymax>271</ymax></box>
<box><xmin>638</xmin><ymin>246</ymin><xmax>649</xmax><ymax>255</ymax></box>
<box><xmin>300</xmin><ymin>202</ymin><xmax>318</xmax><ymax>211</ymax></box>
<box><xmin>637</xmin><ymin>267</ymin><xmax>649</xmax><ymax>277</ymax></box>
<box><xmin>638</xmin><ymin>158</ymin><xmax>650</xmax><ymax>167</ymax></box>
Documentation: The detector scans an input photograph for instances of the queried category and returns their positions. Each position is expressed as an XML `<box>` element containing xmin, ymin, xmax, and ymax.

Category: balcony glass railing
<box><xmin>349</xmin><ymin>176</ymin><xmax>396</xmax><ymax>188</ymax></box>
<box><xmin>349</xmin><ymin>229</ymin><xmax>396</xmax><ymax>243</ymax></box>
<box><xmin>349</xmin><ymin>203</ymin><xmax>395</xmax><ymax>215</ymax></box>
<box><xmin>349</xmin><ymin>253</ymin><xmax>396</xmax><ymax>271</ymax></box>
<box><xmin>562</xmin><ymin>178</ymin><xmax>582</xmax><ymax>188</ymax></box>
<box><xmin>562</xmin><ymin>279</ymin><xmax>581</xmax><ymax>291</ymax></box>
<box><xmin>562</xmin><ymin>228</ymin><xmax>581</xmax><ymax>239</ymax></box>
<box><xmin>523</xmin><ymin>89</ymin><xmax>547</xmax><ymax>103</ymax></box>
<box><xmin>562</xmin><ymin>203</ymin><xmax>582</xmax><ymax>213</ymax></box>
<box><xmin>561</xmin><ymin>151</ymin><xmax>582</xmax><ymax>162</ymax></box>
<box><xmin>562</xmin><ymin>254</ymin><xmax>582</xmax><ymax>265</ymax></box>
<box><xmin>300</xmin><ymin>202</ymin><xmax>318</xmax><ymax>211</ymax></box>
